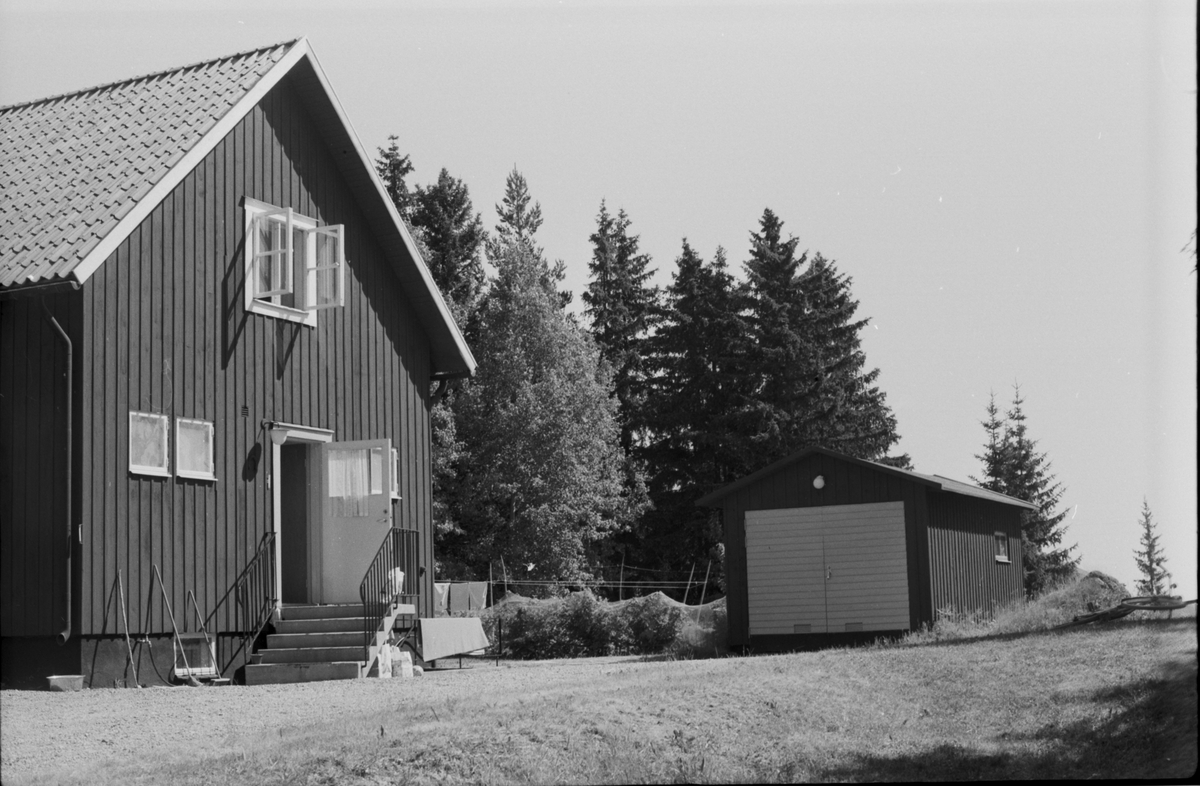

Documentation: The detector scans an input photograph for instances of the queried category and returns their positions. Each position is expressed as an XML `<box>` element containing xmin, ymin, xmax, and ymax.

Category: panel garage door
<box><xmin>745</xmin><ymin>502</ymin><xmax>910</xmax><ymax>635</ymax></box>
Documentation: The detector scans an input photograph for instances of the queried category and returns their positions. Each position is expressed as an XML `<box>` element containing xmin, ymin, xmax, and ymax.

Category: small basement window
<box><xmin>176</xmin><ymin>418</ymin><xmax>216</xmax><ymax>481</ymax></box>
<box><xmin>243</xmin><ymin>197</ymin><xmax>345</xmax><ymax>326</ymax></box>
<box><xmin>129</xmin><ymin>412</ymin><xmax>170</xmax><ymax>477</ymax></box>
<box><xmin>994</xmin><ymin>532</ymin><xmax>1011</xmax><ymax>564</ymax></box>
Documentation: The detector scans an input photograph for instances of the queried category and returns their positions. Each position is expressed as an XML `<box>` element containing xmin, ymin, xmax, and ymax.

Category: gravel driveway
<box><xmin>0</xmin><ymin>656</ymin><xmax>637</xmax><ymax>783</ymax></box>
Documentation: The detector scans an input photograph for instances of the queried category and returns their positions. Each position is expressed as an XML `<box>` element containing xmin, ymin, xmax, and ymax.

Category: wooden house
<box><xmin>696</xmin><ymin>447</ymin><xmax>1035</xmax><ymax>652</ymax></box>
<box><xmin>0</xmin><ymin>39</ymin><xmax>475</xmax><ymax>686</ymax></box>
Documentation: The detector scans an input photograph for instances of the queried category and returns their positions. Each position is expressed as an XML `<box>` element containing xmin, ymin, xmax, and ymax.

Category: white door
<box><xmin>745</xmin><ymin>502</ymin><xmax>909</xmax><ymax>635</ymax></box>
<box><xmin>319</xmin><ymin>439</ymin><xmax>393</xmax><ymax>604</ymax></box>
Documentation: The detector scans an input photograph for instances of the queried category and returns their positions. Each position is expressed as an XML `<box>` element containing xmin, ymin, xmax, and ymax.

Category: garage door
<box><xmin>745</xmin><ymin>502</ymin><xmax>910</xmax><ymax>635</ymax></box>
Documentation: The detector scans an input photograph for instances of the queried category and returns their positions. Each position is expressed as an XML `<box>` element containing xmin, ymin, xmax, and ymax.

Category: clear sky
<box><xmin>2</xmin><ymin>0</ymin><xmax>1195</xmax><ymax>598</ymax></box>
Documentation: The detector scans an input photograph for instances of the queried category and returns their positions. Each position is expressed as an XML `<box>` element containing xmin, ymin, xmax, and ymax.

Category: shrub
<box><xmin>482</xmin><ymin>591</ymin><xmax>726</xmax><ymax>659</ymax></box>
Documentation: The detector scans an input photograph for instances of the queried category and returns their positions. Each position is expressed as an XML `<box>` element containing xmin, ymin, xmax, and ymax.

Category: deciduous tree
<box><xmin>442</xmin><ymin>236</ymin><xmax>642</xmax><ymax>582</ymax></box>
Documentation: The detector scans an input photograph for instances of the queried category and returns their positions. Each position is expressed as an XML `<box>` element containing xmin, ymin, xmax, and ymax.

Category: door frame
<box><xmin>268</xmin><ymin>421</ymin><xmax>334</xmax><ymax>611</ymax></box>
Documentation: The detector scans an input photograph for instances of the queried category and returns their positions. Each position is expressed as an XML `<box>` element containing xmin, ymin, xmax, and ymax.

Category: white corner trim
<box><xmin>301</xmin><ymin>43</ymin><xmax>477</xmax><ymax>376</ymax></box>
<box><xmin>71</xmin><ymin>39</ymin><xmax>313</xmax><ymax>286</ymax></box>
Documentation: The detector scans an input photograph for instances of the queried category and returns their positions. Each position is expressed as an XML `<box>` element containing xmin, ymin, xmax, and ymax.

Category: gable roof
<box><xmin>0</xmin><ymin>38</ymin><xmax>475</xmax><ymax>378</ymax></box>
<box><xmin>695</xmin><ymin>446</ymin><xmax>1037</xmax><ymax>510</ymax></box>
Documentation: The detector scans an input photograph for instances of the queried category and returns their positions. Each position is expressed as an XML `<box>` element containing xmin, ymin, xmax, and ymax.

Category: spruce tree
<box><xmin>1133</xmin><ymin>499</ymin><xmax>1175</xmax><ymax>596</ymax></box>
<box><xmin>737</xmin><ymin>209</ymin><xmax>903</xmax><ymax>468</ymax></box>
<box><xmin>637</xmin><ymin>241</ymin><xmax>750</xmax><ymax>574</ymax></box>
<box><xmin>374</xmin><ymin>136</ymin><xmax>416</xmax><ymax>219</ymax></box>
<box><xmin>583</xmin><ymin>201</ymin><xmax>659</xmax><ymax>452</ymax></box>
<box><xmin>409</xmin><ymin>168</ymin><xmax>486</xmax><ymax>326</ymax></box>
<box><xmin>488</xmin><ymin>168</ymin><xmax>571</xmax><ymax>309</ymax></box>
<box><xmin>972</xmin><ymin>385</ymin><xmax>1079</xmax><ymax>596</ymax></box>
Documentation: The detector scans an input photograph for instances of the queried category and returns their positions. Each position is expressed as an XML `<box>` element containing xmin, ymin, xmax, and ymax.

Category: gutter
<box><xmin>42</xmin><ymin>300</ymin><xmax>74</xmax><ymax>645</ymax></box>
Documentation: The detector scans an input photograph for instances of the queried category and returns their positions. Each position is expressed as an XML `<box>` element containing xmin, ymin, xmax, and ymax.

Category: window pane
<box><xmin>130</xmin><ymin>412</ymin><xmax>167</xmax><ymax>472</ymax></box>
<box><xmin>256</xmin><ymin>219</ymin><xmax>278</xmax><ymax>293</ymax></box>
<box><xmin>309</xmin><ymin>229</ymin><xmax>342</xmax><ymax>309</ymax></box>
<box><xmin>328</xmin><ymin>448</ymin><xmax>370</xmax><ymax>517</ymax></box>
<box><xmin>370</xmin><ymin>446</ymin><xmax>384</xmax><ymax>495</ymax></box>
<box><xmin>178</xmin><ymin>419</ymin><xmax>214</xmax><ymax>478</ymax></box>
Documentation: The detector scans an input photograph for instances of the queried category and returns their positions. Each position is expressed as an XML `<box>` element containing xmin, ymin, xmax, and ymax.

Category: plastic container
<box><xmin>46</xmin><ymin>675</ymin><xmax>83</xmax><ymax>692</ymax></box>
<box><xmin>392</xmin><ymin>649</ymin><xmax>414</xmax><ymax>679</ymax></box>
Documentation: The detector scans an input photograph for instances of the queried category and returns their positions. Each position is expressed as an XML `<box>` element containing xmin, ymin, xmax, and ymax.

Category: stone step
<box><xmin>279</xmin><ymin>602</ymin><xmax>416</xmax><ymax>621</ymax></box>
<box><xmin>279</xmin><ymin>604</ymin><xmax>367</xmax><ymax>621</ymax></box>
<box><xmin>273</xmin><ymin>617</ymin><xmax>370</xmax><ymax>634</ymax></box>
<box><xmin>257</xmin><ymin>646</ymin><xmax>367</xmax><ymax>664</ymax></box>
<box><xmin>244</xmin><ymin>661</ymin><xmax>362</xmax><ymax>685</ymax></box>
<box><xmin>267</xmin><ymin>631</ymin><xmax>370</xmax><ymax>649</ymax></box>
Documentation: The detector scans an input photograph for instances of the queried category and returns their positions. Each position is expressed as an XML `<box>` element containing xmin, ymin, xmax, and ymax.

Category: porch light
<box><xmin>813</xmin><ymin>475</ymin><xmax>825</xmax><ymax>490</ymax></box>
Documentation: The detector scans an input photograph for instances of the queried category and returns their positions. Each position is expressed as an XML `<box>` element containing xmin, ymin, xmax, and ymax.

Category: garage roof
<box><xmin>696</xmin><ymin>446</ymin><xmax>1038</xmax><ymax>510</ymax></box>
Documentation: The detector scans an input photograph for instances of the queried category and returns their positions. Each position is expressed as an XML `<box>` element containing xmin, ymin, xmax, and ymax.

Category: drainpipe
<box><xmin>43</xmin><ymin>301</ymin><xmax>73</xmax><ymax>645</ymax></box>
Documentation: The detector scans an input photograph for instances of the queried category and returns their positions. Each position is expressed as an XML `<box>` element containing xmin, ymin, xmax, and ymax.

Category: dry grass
<box><xmin>4</xmin><ymin>615</ymin><xmax>1194</xmax><ymax>785</ymax></box>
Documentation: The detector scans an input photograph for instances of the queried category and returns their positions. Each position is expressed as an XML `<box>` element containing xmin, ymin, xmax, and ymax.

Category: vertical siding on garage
<box><xmin>926</xmin><ymin>492</ymin><xmax>1025</xmax><ymax>618</ymax></box>
<box><xmin>718</xmin><ymin>453</ymin><xmax>934</xmax><ymax>647</ymax></box>
<box><xmin>745</xmin><ymin>502</ymin><xmax>909</xmax><ymax>635</ymax></box>
<box><xmin>74</xmin><ymin>71</ymin><xmax>436</xmax><ymax>637</ymax></box>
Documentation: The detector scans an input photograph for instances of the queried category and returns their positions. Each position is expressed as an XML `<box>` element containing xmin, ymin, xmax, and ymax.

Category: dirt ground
<box><xmin>0</xmin><ymin>656</ymin><xmax>634</xmax><ymax>782</ymax></box>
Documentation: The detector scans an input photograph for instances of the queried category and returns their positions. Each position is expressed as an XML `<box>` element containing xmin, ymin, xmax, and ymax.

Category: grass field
<box><xmin>2</xmin><ymin>615</ymin><xmax>1194</xmax><ymax>784</ymax></box>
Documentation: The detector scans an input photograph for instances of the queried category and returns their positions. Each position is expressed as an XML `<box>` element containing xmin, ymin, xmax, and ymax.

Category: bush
<box><xmin>482</xmin><ymin>591</ymin><xmax>726</xmax><ymax>660</ymax></box>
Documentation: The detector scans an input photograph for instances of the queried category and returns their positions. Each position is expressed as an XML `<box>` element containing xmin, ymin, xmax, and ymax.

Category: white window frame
<box><xmin>243</xmin><ymin>197</ymin><xmax>345</xmax><ymax>326</ymax></box>
<box><xmin>994</xmin><ymin>532</ymin><xmax>1011</xmax><ymax>564</ymax></box>
<box><xmin>129</xmin><ymin>411</ymin><xmax>170</xmax><ymax>477</ymax></box>
<box><xmin>176</xmin><ymin>417</ymin><xmax>217</xmax><ymax>481</ymax></box>
<box><xmin>390</xmin><ymin>447</ymin><xmax>401</xmax><ymax>500</ymax></box>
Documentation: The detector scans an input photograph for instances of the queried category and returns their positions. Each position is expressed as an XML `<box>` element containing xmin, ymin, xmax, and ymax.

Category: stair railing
<box><xmin>360</xmin><ymin>527</ymin><xmax>420</xmax><ymax>660</ymax></box>
<box><xmin>203</xmin><ymin>532</ymin><xmax>277</xmax><ymax>676</ymax></box>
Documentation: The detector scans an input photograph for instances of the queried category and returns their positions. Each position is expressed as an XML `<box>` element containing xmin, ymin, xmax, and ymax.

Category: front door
<box><xmin>319</xmin><ymin>438</ymin><xmax>393</xmax><ymax>603</ymax></box>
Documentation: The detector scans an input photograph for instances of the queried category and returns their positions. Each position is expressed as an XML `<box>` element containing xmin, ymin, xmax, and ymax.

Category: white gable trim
<box><xmin>72</xmin><ymin>39</ymin><xmax>311</xmax><ymax>285</ymax></box>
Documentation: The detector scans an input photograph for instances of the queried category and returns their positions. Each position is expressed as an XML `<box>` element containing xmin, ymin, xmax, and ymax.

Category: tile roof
<box><xmin>0</xmin><ymin>40</ymin><xmax>298</xmax><ymax>288</ymax></box>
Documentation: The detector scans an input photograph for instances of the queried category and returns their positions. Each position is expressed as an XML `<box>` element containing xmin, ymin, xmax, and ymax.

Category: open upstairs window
<box><xmin>243</xmin><ymin>197</ymin><xmax>345</xmax><ymax>325</ymax></box>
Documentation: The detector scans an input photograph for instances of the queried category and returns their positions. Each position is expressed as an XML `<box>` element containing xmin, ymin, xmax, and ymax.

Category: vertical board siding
<box><xmin>926</xmin><ymin>493</ymin><xmax>1024</xmax><ymax>619</ymax></box>
<box><xmin>718</xmin><ymin>453</ymin><xmax>932</xmax><ymax>647</ymax></box>
<box><xmin>65</xmin><ymin>72</ymin><xmax>437</xmax><ymax>637</ymax></box>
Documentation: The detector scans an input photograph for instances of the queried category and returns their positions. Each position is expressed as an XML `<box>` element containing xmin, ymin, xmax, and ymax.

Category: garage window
<box><xmin>994</xmin><ymin>532</ymin><xmax>1011</xmax><ymax>564</ymax></box>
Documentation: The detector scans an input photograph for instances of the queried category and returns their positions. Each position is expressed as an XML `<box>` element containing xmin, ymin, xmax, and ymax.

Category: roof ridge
<box><xmin>0</xmin><ymin>37</ymin><xmax>303</xmax><ymax>113</ymax></box>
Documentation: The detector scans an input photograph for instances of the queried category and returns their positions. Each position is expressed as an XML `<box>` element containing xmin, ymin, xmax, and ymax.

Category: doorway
<box><xmin>279</xmin><ymin>443</ymin><xmax>310</xmax><ymax>604</ymax></box>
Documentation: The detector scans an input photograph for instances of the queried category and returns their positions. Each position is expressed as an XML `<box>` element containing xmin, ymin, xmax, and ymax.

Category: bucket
<box><xmin>392</xmin><ymin>649</ymin><xmax>414</xmax><ymax>679</ymax></box>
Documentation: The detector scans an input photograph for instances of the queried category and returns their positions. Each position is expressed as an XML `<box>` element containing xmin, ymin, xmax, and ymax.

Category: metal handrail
<box><xmin>360</xmin><ymin>528</ymin><xmax>419</xmax><ymax>662</ymax></box>
<box><xmin>202</xmin><ymin>532</ymin><xmax>277</xmax><ymax>676</ymax></box>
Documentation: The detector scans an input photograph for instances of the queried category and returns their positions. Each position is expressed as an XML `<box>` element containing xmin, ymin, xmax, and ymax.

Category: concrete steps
<box><xmin>244</xmin><ymin>603</ymin><xmax>415</xmax><ymax>685</ymax></box>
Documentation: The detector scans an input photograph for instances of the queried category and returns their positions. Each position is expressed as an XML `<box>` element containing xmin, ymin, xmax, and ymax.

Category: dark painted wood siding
<box><xmin>926</xmin><ymin>493</ymin><xmax>1025</xmax><ymax>618</ymax></box>
<box><xmin>0</xmin><ymin>291</ymin><xmax>82</xmax><ymax>636</ymax></box>
<box><xmin>716</xmin><ymin>453</ymin><xmax>933</xmax><ymax>647</ymax></box>
<box><xmin>70</xmin><ymin>71</ymin><xmax>436</xmax><ymax>637</ymax></box>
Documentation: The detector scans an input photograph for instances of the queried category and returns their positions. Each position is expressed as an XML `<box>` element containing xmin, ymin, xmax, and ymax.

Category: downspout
<box><xmin>43</xmin><ymin>300</ymin><xmax>73</xmax><ymax>645</ymax></box>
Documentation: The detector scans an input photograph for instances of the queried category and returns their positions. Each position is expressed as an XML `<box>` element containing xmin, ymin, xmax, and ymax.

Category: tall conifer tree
<box><xmin>637</xmin><ymin>241</ymin><xmax>749</xmax><ymax>575</ymax></box>
<box><xmin>584</xmin><ymin>201</ymin><xmax>659</xmax><ymax>452</ymax></box>
<box><xmin>972</xmin><ymin>385</ymin><xmax>1079</xmax><ymax>595</ymax></box>
<box><xmin>737</xmin><ymin>209</ymin><xmax>903</xmax><ymax>467</ymax></box>
<box><xmin>1133</xmin><ymin>499</ymin><xmax>1175</xmax><ymax>596</ymax></box>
